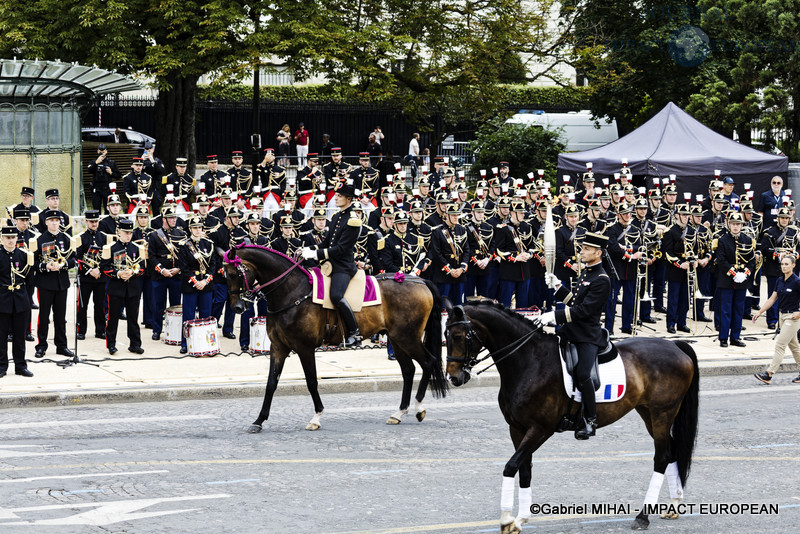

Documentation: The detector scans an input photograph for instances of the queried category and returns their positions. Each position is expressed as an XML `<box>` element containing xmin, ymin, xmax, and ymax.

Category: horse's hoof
<box><xmin>305</xmin><ymin>422</ymin><xmax>320</xmax><ymax>431</ymax></box>
<box><xmin>500</xmin><ymin>523</ymin><xmax>520</xmax><ymax>534</ymax></box>
<box><xmin>386</xmin><ymin>416</ymin><xmax>402</xmax><ymax>425</ymax></box>
<box><xmin>415</xmin><ymin>410</ymin><xmax>426</xmax><ymax>422</ymax></box>
<box><xmin>247</xmin><ymin>424</ymin><xmax>262</xmax><ymax>434</ymax></box>
<box><xmin>660</xmin><ymin>511</ymin><xmax>680</xmax><ymax>520</ymax></box>
<box><xmin>631</xmin><ymin>514</ymin><xmax>650</xmax><ymax>530</ymax></box>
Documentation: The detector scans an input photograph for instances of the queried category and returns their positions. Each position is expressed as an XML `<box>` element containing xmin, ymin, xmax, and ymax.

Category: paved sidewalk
<box><xmin>0</xmin><ymin>289</ymin><xmax>798</xmax><ymax>407</ymax></box>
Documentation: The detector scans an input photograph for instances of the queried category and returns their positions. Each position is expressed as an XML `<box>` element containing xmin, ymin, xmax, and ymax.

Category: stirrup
<box><xmin>574</xmin><ymin>416</ymin><xmax>597</xmax><ymax>440</ymax></box>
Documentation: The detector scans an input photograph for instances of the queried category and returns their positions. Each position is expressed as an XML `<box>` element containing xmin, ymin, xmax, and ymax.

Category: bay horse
<box><xmin>443</xmin><ymin>300</ymin><xmax>698</xmax><ymax>532</ymax></box>
<box><xmin>223</xmin><ymin>244</ymin><xmax>448</xmax><ymax>432</ymax></box>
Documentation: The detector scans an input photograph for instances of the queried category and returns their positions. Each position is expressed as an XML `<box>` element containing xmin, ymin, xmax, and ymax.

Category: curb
<box><xmin>0</xmin><ymin>363</ymin><xmax>795</xmax><ymax>408</ymax></box>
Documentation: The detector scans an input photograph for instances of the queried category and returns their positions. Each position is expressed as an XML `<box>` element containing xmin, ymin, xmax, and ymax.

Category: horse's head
<box><xmin>443</xmin><ymin>298</ymin><xmax>484</xmax><ymax>387</ymax></box>
<box><xmin>222</xmin><ymin>247</ymin><xmax>252</xmax><ymax>314</ymax></box>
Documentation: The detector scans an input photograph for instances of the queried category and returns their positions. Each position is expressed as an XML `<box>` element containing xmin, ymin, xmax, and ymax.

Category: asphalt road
<box><xmin>0</xmin><ymin>374</ymin><xmax>797</xmax><ymax>533</ymax></box>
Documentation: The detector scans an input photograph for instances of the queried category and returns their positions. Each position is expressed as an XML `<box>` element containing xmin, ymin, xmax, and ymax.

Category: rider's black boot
<box><xmin>336</xmin><ymin>299</ymin><xmax>362</xmax><ymax>348</ymax></box>
<box><xmin>575</xmin><ymin>378</ymin><xmax>597</xmax><ymax>440</ymax></box>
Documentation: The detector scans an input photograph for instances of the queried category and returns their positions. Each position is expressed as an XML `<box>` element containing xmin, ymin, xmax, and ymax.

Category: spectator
<box><xmin>408</xmin><ymin>132</ymin><xmax>420</xmax><ymax>163</ymax></box>
<box><xmin>320</xmin><ymin>133</ymin><xmax>335</xmax><ymax>160</ymax></box>
<box><xmin>757</xmin><ymin>176</ymin><xmax>785</xmax><ymax>230</ymax></box>
<box><xmin>373</xmin><ymin>125</ymin><xmax>384</xmax><ymax>145</ymax></box>
<box><xmin>87</xmin><ymin>143</ymin><xmax>121</xmax><ymax>214</ymax></box>
<box><xmin>277</xmin><ymin>124</ymin><xmax>291</xmax><ymax>166</ymax></box>
<box><xmin>294</xmin><ymin>123</ymin><xmax>310</xmax><ymax>167</ymax></box>
<box><xmin>721</xmin><ymin>176</ymin><xmax>740</xmax><ymax>204</ymax></box>
<box><xmin>113</xmin><ymin>127</ymin><xmax>128</xmax><ymax>144</ymax></box>
<box><xmin>367</xmin><ymin>132</ymin><xmax>383</xmax><ymax>166</ymax></box>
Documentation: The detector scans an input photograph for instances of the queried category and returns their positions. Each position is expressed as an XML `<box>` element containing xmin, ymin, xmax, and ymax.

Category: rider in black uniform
<box><xmin>539</xmin><ymin>232</ymin><xmax>612</xmax><ymax>440</ymax></box>
<box><xmin>301</xmin><ymin>179</ymin><xmax>363</xmax><ymax>347</ymax></box>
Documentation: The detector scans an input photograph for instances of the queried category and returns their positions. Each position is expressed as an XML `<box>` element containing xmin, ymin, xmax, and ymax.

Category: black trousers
<box><xmin>92</xmin><ymin>189</ymin><xmax>110</xmax><ymax>214</ymax></box>
<box><xmin>575</xmin><ymin>342</ymin><xmax>599</xmax><ymax>419</ymax></box>
<box><xmin>0</xmin><ymin>310</ymin><xmax>29</xmax><ymax>373</ymax></box>
<box><xmin>36</xmin><ymin>288</ymin><xmax>68</xmax><ymax>351</ymax></box>
<box><xmin>330</xmin><ymin>272</ymin><xmax>352</xmax><ymax>303</ymax></box>
<box><xmin>77</xmin><ymin>278</ymin><xmax>106</xmax><ymax>336</ymax></box>
<box><xmin>106</xmin><ymin>294</ymin><xmax>142</xmax><ymax>350</ymax></box>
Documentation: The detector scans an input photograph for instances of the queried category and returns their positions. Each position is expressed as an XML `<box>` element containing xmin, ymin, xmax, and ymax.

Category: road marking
<box><xmin>0</xmin><ymin>448</ymin><xmax>116</xmax><ymax>459</ymax></box>
<box><xmin>350</xmin><ymin>469</ymin><xmax>407</xmax><ymax>475</ymax></box>
<box><xmin>0</xmin><ymin>445</ymin><xmax>41</xmax><ymax>449</ymax></box>
<box><xmin>0</xmin><ymin>494</ymin><xmax>230</xmax><ymax>525</ymax></box>
<box><xmin>204</xmin><ymin>479</ymin><xmax>260</xmax><ymax>485</ymax></box>
<box><xmin>701</xmin><ymin>385</ymin><xmax>798</xmax><ymax>396</ymax></box>
<box><xmin>0</xmin><ymin>414</ymin><xmax>217</xmax><ymax>430</ymax></box>
<box><xmin>0</xmin><ymin>470</ymin><xmax>169</xmax><ymax>484</ymax></box>
<box><xmin>747</xmin><ymin>443</ymin><xmax>796</xmax><ymax>449</ymax></box>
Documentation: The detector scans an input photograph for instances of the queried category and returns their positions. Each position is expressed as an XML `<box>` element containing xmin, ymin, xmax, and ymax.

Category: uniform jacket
<box><xmin>662</xmin><ymin>223</ymin><xmax>696</xmax><ymax>283</ymax></box>
<box><xmin>606</xmin><ymin>221</ymin><xmax>641</xmax><ymax>281</ymax></box>
<box><xmin>716</xmin><ymin>232</ymin><xmax>755</xmax><ymax>290</ymax></box>
<box><xmin>554</xmin><ymin>262</ymin><xmax>611</xmax><ymax>346</ymax></box>
<box><xmin>76</xmin><ymin>229</ymin><xmax>108</xmax><ymax>282</ymax></box>
<box><xmin>312</xmin><ymin>204</ymin><xmax>361</xmax><ymax>277</ymax></box>
<box><xmin>177</xmin><ymin>237</ymin><xmax>219</xmax><ymax>294</ymax></box>
<box><xmin>380</xmin><ymin>231</ymin><xmax>425</xmax><ymax>274</ymax></box>
<box><xmin>256</xmin><ymin>162</ymin><xmax>286</xmax><ymax>195</ymax></box>
<box><xmin>33</xmin><ymin>230</ymin><xmax>74</xmax><ymax>291</ymax></box>
<box><xmin>227</xmin><ymin>166</ymin><xmax>254</xmax><ymax>197</ymax></box>
<box><xmin>464</xmin><ymin>220</ymin><xmax>495</xmax><ymax>277</ymax></box>
<box><xmin>428</xmin><ymin>222</ymin><xmax>470</xmax><ymax>284</ymax></box>
<box><xmin>555</xmin><ymin>224</ymin><xmax>586</xmax><ymax>282</ymax></box>
<box><xmin>101</xmin><ymin>239</ymin><xmax>145</xmax><ymax>298</ymax></box>
<box><xmin>0</xmin><ymin>246</ymin><xmax>33</xmax><ymax>313</ymax></box>
<box><xmin>494</xmin><ymin>220</ymin><xmax>532</xmax><ymax>282</ymax></box>
<box><xmin>148</xmin><ymin>226</ymin><xmax>186</xmax><ymax>280</ymax></box>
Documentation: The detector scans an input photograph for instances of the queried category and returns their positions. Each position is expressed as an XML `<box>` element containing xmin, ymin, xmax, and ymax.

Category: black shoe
<box><xmin>575</xmin><ymin>417</ymin><xmax>597</xmax><ymax>440</ymax></box>
<box><xmin>108</xmin><ymin>346</ymin><xmax>118</xmax><ymax>355</ymax></box>
<box><xmin>621</xmin><ymin>327</ymin><xmax>633</xmax><ymax>335</ymax></box>
<box><xmin>15</xmin><ymin>368</ymin><xmax>33</xmax><ymax>377</ymax></box>
<box><xmin>25</xmin><ymin>333</ymin><xmax>34</xmax><ymax>342</ymax></box>
<box><xmin>142</xmin><ymin>323</ymin><xmax>153</xmax><ymax>329</ymax></box>
<box><xmin>754</xmin><ymin>371</ymin><xmax>771</xmax><ymax>384</ymax></box>
<box><xmin>743</xmin><ymin>314</ymin><xmax>753</xmax><ymax>320</ymax></box>
<box><xmin>95</xmin><ymin>333</ymin><xmax>106</xmax><ymax>339</ymax></box>
<box><xmin>34</xmin><ymin>349</ymin><xmax>45</xmax><ymax>358</ymax></box>
<box><xmin>152</xmin><ymin>332</ymin><xmax>161</xmax><ymax>341</ymax></box>
<box><xmin>387</xmin><ymin>353</ymin><xmax>396</xmax><ymax>361</ymax></box>
<box><xmin>128</xmin><ymin>347</ymin><xmax>145</xmax><ymax>354</ymax></box>
<box><xmin>180</xmin><ymin>346</ymin><xmax>188</xmax><ymax>354</ymax></box>
<box><xmin>667</xmin><ymin>326</ymin><xmax>676</xmax><ymax>334</ymax></box>
<box><xmin>730</xmin><ymin>339</ymin><xmax>746</xmax><ymax>347</ymax></box>
<box><xmin>677</xmin><ymin>325</ymin><xmax>691</xmax><ymax>333</ymax></box>
<box><xmin>223</xmin><ymin>332</ymin><xmax>236</xmax><ymax>339</ymax></box>
<box><xmin>720</xmin><ymin>339</ymin><xmax>728</xmax><ymax>347</ymax></box>
<box><xmin>342</xmin><ymin>330</ymin><xmax>363</xmax><ymax>348</ymax></box>
<box><xmin>56</xmin><ymin>347</ymin><xmax>75</xmax><ymax>358</ymax></box>
<box><xmin>31</xmin><ymin>303</ymin><xmax>39</xmax><ymax>310</ymax></box>
<box><xmin>120</xmin><ymin>313</ymin><xmax>127</xmax><ymax>320</ymax></box>
<box><xmin>767</xmin><ymin>323</ymin><xmax>777</xmax><ymax>330</ymax></box>
<box><xmin>77</xmin><ymin>333</ymin><xmax>85</xmax><ymax>341</ymax></box>
<box><xmin>655</xmin><ymin>307</ymin><xmax>668</xmax><ymax>314</ymax></box>
<box><xmin>6</xmin><ymin>334</ymin><xmax>12</xmax><ymax>342</ymax></box>
<box><xmin>641</xmin><ymin>318</ymin><xmax>657</xmax><ymax>324</ymax></box>
<box><xmin>698</xmin><ymin>316</ymin><xmax>712</xmax><ymax>322</ymax></box>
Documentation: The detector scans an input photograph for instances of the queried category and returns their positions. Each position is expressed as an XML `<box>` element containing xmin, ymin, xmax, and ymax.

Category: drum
<box><xmin>184</xmin><ymin>317</ymin><xmax>220</xmax><ymax>357</ymax></box>
<box><xmin>249</xmin><ymin>316</ymin><xmax>271</xmax><ymax>354</ymax></box>
<box><xmin>164</xmin><ymin>306</ymin><xmax>183</xmax><ymax>346</ymax></box>
<box><xmin>441</xmin><ymin>311</ymin><xmax>448</xmax><ymax>345</ymax></box>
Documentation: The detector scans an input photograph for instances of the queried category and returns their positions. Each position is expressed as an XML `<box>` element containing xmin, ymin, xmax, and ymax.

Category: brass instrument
<box><xmin>684</xmin><ymin>230</ymin><xmax>701</xmax><ymax>334</ymax></box>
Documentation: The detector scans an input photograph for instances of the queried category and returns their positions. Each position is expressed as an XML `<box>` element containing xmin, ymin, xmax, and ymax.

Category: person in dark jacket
<box><xmin>494</xmin><ymin>200</ymin><xmax>533</xmax><ymax>308</ymax></box>
<box><xmin>0</xmin><ymin>226</ymin><xmax>34</xmax><ymax>377</ymax></box>
<box><xmin>75</xmin><ymin>210</ymin><xmax>108</xmax><ymax>340</ymax></box>
<box><xmin>33</xmin><ymin>210</ymin><xmax>76</xmax><ymax>359</ymax></box>
<box><xmin>177</xmin><ymin>216</ymin><xmax>219</xmax><ymax>354</ymax></box>
<box><xmin>87</xmin><ymin>143</ymin><xmax>121</xmax><ymax>214</ymax></box>
<box><xmin>427</xmin><ymin>203</ymin><xmax>471</xmax><ymax>305</ymax></box>
<box><xmin>148</xmin><ymin>205</ymin><xmax>185</xmax><ymax>340</ymax></box>
<box><xmin>101</xmin><ymin>219</ymin><xmax>146</xmax><ymax>355</ymax></box>
<box><xmin>715</xmin><ymin>212</ymin><xmax>755</xmax><ymax>347</ymax></box>
<box><xmin>539</xmin><ymin>232</ymin><xmax>612</xmax><ymax>440</ymax></box>
<box><xmin>300</xmin><ymin>178</ymin><xmax>364</xmax><ymax>347</ymax></box>
<box><xmin>661</xmin><ymin>203</ymin><xmax>695</xmax><ymax>334</ymax></box>
<box><xmin>210</xmin><ymin>206</ymin><xmax>248</xmax><ymax>339</ymax></box>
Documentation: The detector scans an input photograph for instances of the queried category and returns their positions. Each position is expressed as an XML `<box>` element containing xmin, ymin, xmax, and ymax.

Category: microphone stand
<box><xmin>58</xmin><ymin>266</ymin><xmax>99</xmax><ymax>368</ymax></box>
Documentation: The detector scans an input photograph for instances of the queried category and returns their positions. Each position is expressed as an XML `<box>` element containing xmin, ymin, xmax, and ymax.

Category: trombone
<box><xmin>632</xmin><ymin>244</ymin><xmax>653</xmax><ymax>335</ymax></box>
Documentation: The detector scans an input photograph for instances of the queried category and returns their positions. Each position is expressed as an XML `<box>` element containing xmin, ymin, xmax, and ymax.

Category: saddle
<box><xmin>310</xmin><ymin>267</ymin><xmax>382</xmax><ymax>312</ymax></box>
<box><xmin>557</xmin><ymin>329</ymin><xmax>618</xmax><ymax>392</ymax></box>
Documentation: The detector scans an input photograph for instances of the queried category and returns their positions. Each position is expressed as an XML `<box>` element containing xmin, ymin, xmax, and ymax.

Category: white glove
<box><xmin>301</xmin><ymin>247</ymin><xmax>317</xmax><ymax>260</ymax></box>
<box><xmin>545</xmin><ymin>273</ymin><xmax>562</xmax><ymax>289</ymax></box>
<box><xmin>733</xmin><ymin>272</ymin><xmax>747</xmax><ymax>284</ymax></box>
<box><xmin>539</xmin><ymin>311</ymin><xmax>557</xmax><ymax>326</ymax></box>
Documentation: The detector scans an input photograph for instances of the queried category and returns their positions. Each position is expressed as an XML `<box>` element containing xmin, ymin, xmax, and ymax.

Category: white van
<box><xmin>505</xmin><ymin>110</ymin><xmax>618</xmax><ymax>152</ymax></box>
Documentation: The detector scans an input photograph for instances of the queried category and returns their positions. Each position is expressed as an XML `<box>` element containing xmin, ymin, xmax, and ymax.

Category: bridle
<box><xmin>445</xmin><ymin>306</ymin><xmax>542</xmax><ymax>375</ymax></box>
<box><xmin>224</xmin><ymin>250</ymin><xmax>311</xmax><ymax>313</ymax></box>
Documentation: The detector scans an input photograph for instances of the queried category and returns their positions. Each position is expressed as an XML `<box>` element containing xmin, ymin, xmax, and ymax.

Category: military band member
<box><xmin>33</xmin><ymin>209</ymin><xmax>76</xmax><ymax>359</ymax></box>
<box><xmin>495</xmin><ymin>200</ymin><xmax>533</xmax><ymax>309</ymax></box>
<box><xmin>256</xmin><ymin>148</ymin><xmax>286</xmax><ymax>213</ymax></box>
<box><xmin>301</xmin><ymin>208</ymin><xmax>329</xmax><ymax>250</ymax></box>
<box><xmin>195</xmin><ymin>195</ymin><xmax>221</xmax><ymax>233</ymax></box>
<box><xmin>760</xmin><ymin>207</ymin><xmax>797</xmax><ymax>329</ymax></box>
<box><xmin>605</xmin><ymin>202</ymin><xmax>643</xmax><ymax>336</ymax></box>
<box><xmin>579</xmin><ymin>198</ymin><xmax>608</xmax><ymax>234</ymax></box>
<box><xmin>368</xmin><ymin>189</ymin><xmax>395</xmax><ymax>230</ymax></box>
<box><xmin>527</xmin><ymin>200</ymin><xmax>552</xmax><ymax>311</ymax></box>
<box><xmin>352</xmin><ymin>203</ymin><xmax>382</xmax><ymax>274</ymax></box>
<box><xmin>10</xmin><ymin>186</ymin><xmax>41</xmax><ymax>224</ymax></box>
<box><xmin>176</xmin><ymin>216</ymin><xmax>219</xmax><ymax>354</ymax></box>
<box><xmin>101</xmin><ymin>219</ymin><xmax>146</xmax><ymax>355</ymax></box>
<box><xmin>241</xmin><ymin>212</ymin><xmax>269</xmax><ymax>246</ymax></box>
<box><xmin>741</xmin><ymin>200</ymin><xmax>763</xmax><ymax>314</ymax></box>
<box><xmin>198</xmin><ymin>155</ymin><xmax>228</xmax><ymax>202</ymax></box>
<box><xmin>632</xmin><ymin>199</ymin><xmax>656</xmax><ymax>324</ymax></box>
<box><xmin>148</xmin><ymin>205</ymin><xmax>185</xmax><ymax>340</ymax></box>
<box><xmin>228</xmin><ymin>150</ymin><xmax>254</xmax><ymax>197</ymax></box>
<box><xmin>123</xmin><ymin>157</ymin><xmax>158</xmax><ymax>213</ymax></box>
<box><xmin>417</xmin><ymin>177</ymin><xmax>437</xmax><ymax>217</ymax></box>
<box><xmin>555</xmin><ymin>205</ymin><xmax>585</xmax><ymax>295</ymax></box>
<box><xmin>99</xmin><ymin>194</ymin><xmax>125</xmax><ymax>236</ymax></box>
<box><xmin>372</xmin><ymin>208</ymin><xmax>395</xmax><ymax>273</ymax></box>
<box><xmin>662</xmin><ymin>204</ymin><xmax>695</xmax><ymax>334</ymax></box>
<box><xmin>162</xmin><ymin>158</ymin><xmax>194</xmax><ymax>210</ymax></box>
<box><xmin>35</xmin><ymin>189</ymin><xmax>72</xmax><ymax>236</ymax></box>
<box><xmin>552</xmin><ymin>185</ymin><xmax>574</xmax><ymax>225</ymax></box>
<box><xmin>210</xmin><ymin>206</ymin><xmax>247</xmax><ymax>339</ymax></box>
<box><xmin>662</xmin><ymin>184</ymin><xmax>678</xmax><ymax>214</ymax></box>
<box><xmin>75</xmin><ymin>210</ymin><xmax>108</xmax><ymax>340</ymax></box>
<box><xmin>428</xmin><ymin>203</ymin><xmax>470</xmax><ymax>305</ymax></box>
<box><xmin>209</xmin><ymin>188</ymin><xmax>234</xmax><ymax>223</ymax></box>
<box><xmin>12</xmin><ymin>207</ymin><xmax>39</xmax><ymax>323</ymax></box>
<box><xmin>271</xmin><ymin>190</ymin><xmax>307</xmax><ymax>235</ymax></box>
<box><xmin>463</xmin><ymin>201</ymin><xmax>495</xmax><ymax>300</ymax></box>
<box><xmin>132</xmin><ymin>206</ymin><xmax>156</xmax><ymax>330</ymax></box>
<box><xmin>300</xmin><ymin>179</ymin><xmax>364</xmax><ymax>347</ymax></box>
<box><xmin>380</xmin><ymin>210</ymin><xmax>425</xmax><ymax>275</ymax></box>
<box><xmin>715</xmin><ymin>212</ymin><xmax>755</xmax><ymax>347</ymax></box>
<box><xmin>351</xmin><ymin>152</ymin><xmax>380</xmax><ymax>201</ymax></box>
<box><xmin>425</xmin><ymin>192</ymin><xmax>450</xmax><ymax>229</ymax></box>
<box><xmin>0</xmin><ymin>225</ymin><xmax>34</xmax><ymax>378</ymax></box>
<box><xmin>539</xmin><ymin>232</ymin><xmax>612</xmax><ymax>439</ymax></box>
<box><xmin>321</xmin><ymin>147</ymin><xmax>347</xmax><ymax>191</ymax></box>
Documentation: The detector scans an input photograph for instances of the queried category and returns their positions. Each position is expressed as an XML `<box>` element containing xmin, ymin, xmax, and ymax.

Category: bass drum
<box><xmin>249</xmin><ymin>316</ymin><xmax>271</xmax><ymax>354</ymax></box>
<box><xmin>164</xmin><ymin>306</ymin><xmax>183</xmax><ymax>346</ymax></box>
<box><xmin>184</xmin><ymin>317</ymin><xmax>220</xmax><ymax>357</ymax></box>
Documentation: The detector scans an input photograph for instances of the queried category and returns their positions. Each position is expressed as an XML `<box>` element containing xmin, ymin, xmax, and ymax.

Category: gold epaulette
<box><xmin>29</xmin><ymin>237</ymin><xmax>37</xmax><ymax>252</ymax></box>
<box><xmin>25</xmin><ymin>250</ymin><xmax>34</xmax><ymax>267</ymax></box>
<box><xmin>348</xmin><ymin>212</ymin><xmax>362</xmax><ymax>227</ymax></box>
<box><xmin>377</xmin><ymin>238</ymin><xmax>385</xmax><ymax>250</ymax></box>
<box><xmin>101</xmin><ymin>243</ymin><xmax>112</xmax><ymax>260</ymax></box>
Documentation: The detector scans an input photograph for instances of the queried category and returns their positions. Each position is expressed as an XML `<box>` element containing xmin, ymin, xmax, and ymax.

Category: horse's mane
<box><xmin>224</xmin><ymin>243</ymin><xmax>314</xmax><ymax>285</ymax></box>
<box><xmin>465</xmin><ymin>299</ymin><xmax>555</xmax><ymax>342</ymax></box>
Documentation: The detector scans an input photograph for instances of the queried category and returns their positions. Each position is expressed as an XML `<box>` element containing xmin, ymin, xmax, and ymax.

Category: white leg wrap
<box><xmin>501</xmin><ymin>476</ymin><xmax>515</xmax><ymax>512</ymax></box>
<box><xmin>390</xmin><ymin>409</ymin><xmax>408</xmax><ymax>420</ymax></box>
<box><xmin>415</xmin><ymin>400</ymin><xmax>425</xmax><ymax>413</ymax></box>
<box><xmin>643</xmin><ymin>472</ymin><xmax>665</xmax><ymax>506</ymax></box>
<box><xmin>516</xmin><ymin>486</ymin><xmax>532</xmax><ymax>523</ymax></box>
<box><xmin>309</xmin><ymin>412</ymin><xmax>322</xmax><ymax>426</ymax></box>
<box><xmin>665</xmin><ymin>462</ymin><xmax>684</xmax><ymax>500</ymax></box>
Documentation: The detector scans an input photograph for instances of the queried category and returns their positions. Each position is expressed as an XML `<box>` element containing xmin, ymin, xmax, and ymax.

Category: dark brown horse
<box><xmin>224</xmin><ymin>244</ymin><xmax>447</xmax><ymax>432</ymax></box>
<box><xmin>443</xmin><ymin>300</ymin><xmax>698</xmax><ymax>532</ymax></box>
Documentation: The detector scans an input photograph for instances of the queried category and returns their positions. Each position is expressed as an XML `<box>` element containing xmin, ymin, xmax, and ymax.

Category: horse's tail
<box><xmin>422</xmin><ymin>279</ymin><xmax>448</xmax><ymax>398</ymax></box>
<box><xmin>672</xmin><ymin>340</ymin><xmax>699</xmax><ymax>487</ymax></box>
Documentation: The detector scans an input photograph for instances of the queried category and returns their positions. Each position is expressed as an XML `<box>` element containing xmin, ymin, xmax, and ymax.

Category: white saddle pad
<box><xmin>560</xmin><ymin>351</ymin><xmax>627</xmax><ymax>403</ymax></box>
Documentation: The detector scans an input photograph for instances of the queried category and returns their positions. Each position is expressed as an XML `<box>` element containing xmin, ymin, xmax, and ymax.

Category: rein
<box><xmin>223</xmin><ymin>246</ymin><xmax>311</xmax><ymax>311</ymax></box>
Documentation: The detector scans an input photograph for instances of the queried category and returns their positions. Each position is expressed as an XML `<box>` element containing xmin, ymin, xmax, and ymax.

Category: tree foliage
<box><xmin>470</xmin><ymin>118</ymin><xmax>565</xmax><ymax>184</ymax></box>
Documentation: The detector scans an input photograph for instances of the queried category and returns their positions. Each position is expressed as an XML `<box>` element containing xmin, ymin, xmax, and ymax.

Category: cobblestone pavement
<box><xmin>0</xmin><ymin>375</ymin><xmax>797</xmax><ymax>533</ymax></box>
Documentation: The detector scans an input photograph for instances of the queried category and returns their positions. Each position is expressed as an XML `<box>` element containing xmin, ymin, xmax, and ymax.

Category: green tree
<box><xmin>470</xmin><ymin>119</ymin><xmax>565</xmax><ymax>185</ymax></box>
